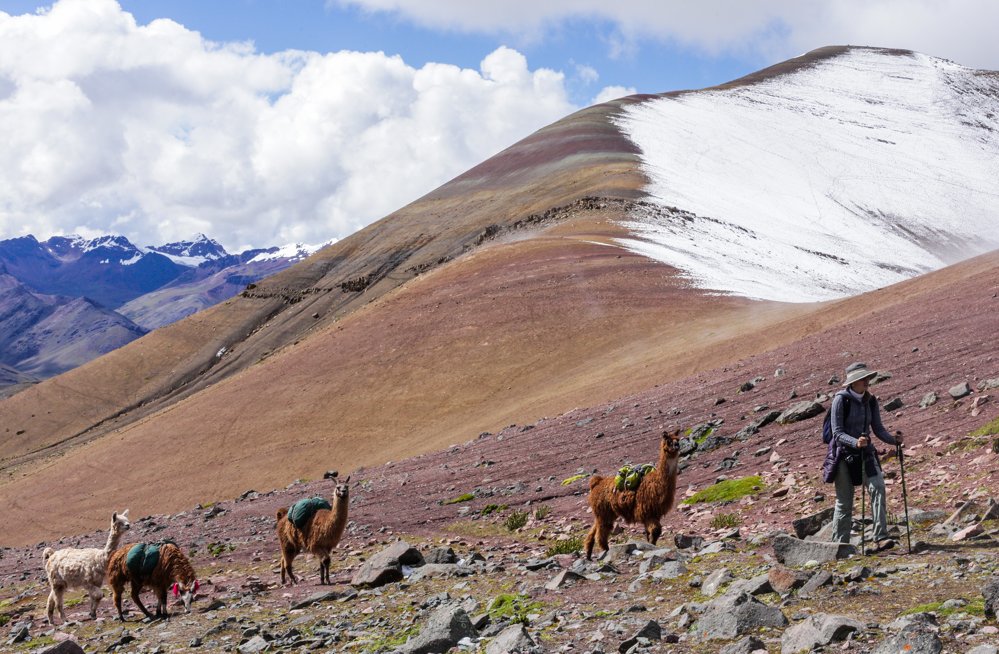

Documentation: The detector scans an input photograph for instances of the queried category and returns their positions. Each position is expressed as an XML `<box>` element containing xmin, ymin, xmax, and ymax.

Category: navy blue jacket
<box><xmin>822</xmin><ymin>389</ymin><xmax>898</xmax><ymax>484</ymax></box>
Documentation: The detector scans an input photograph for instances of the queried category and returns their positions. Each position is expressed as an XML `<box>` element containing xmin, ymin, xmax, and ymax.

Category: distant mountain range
<box><xmin>0</xmin><ymin>233</ymin><xmax>328</xmax><ymax>391</ymax></box>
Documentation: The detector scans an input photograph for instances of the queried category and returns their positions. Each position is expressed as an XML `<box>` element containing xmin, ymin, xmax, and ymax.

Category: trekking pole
<box><xmin>897</xmin><ymin>438</ymin><xmax>912</xmax><ymax>554</ymax></box>
<box><xmin>861</xmin><ymin>454</ymin><xmax>867</xmax><ymax>556</ymax></box>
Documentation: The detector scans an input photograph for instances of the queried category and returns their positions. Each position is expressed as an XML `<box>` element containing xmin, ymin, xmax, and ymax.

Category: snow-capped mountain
<box><xmin>0</xmin><ymin>232</ymin><xmax>328</xmax><ymax>387</ymax></box>
<box><xmin>614</xmin><ymin>47</ymin><xmax>999</xmax><ymax>302</ymax></box>
<box><xmin>146</xmin><ymin>234</ymin><xmax>229</xmax><ymax>266</ymax></box>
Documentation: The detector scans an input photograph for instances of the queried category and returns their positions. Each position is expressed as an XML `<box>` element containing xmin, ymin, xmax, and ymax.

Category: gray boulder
<box><xmin>780</xmin><ymin>613</ymin><xmax>865</xmax><ymax>653</ymax></box>
<box><xmin>545</xmin><ymin>569</ymin><xmax>585</xmax><ymax>590</ymax></box>
<box><xmin>400</xmin><ymin>605</ymin><xmax>477</xmax><ymax>654</ymax></box>
<box><xmin>651</xmin><ymin>560</ymin><xmax>687</xmax><ymax>580</ymax></box>
<box><xmin>966</xmin><ymin>646</ymin><xmax>998</xmax><ymax>654</ymax></box>
<box><xmin>799</xmin><ymin>570</ymin><xmax>833</xmax><ymax>597</ymax></box>
<box><xmin>238</xmin><ymin>636</ymin><xmax>270</xmax><ymax>654</ymax></box>
<box><xmin>425</xmin><ymin>547</ymin><xmax>458</xmax><ymax>565</ymax></box>
<box><xmin>773</xmin><ymin>534</ymin><xmax>854</xmax><ymax>566</ymax></box>
<box><xmin>948</xmin><ymin>382</ymin><xmax>972</xmax><ymax>399</ymax></box>
<box><xmin>792</xmin><ymin>507</ymin><xmax>834</xmax><ymax>539</ymax></box>
<box><xmin>702</xmin><ymin>568</ymin><xmax>734</xmax><ymax>596</ymax></box>
<box><xmin>352</xmin><ymin>541</ymin><xmax>424</xmax><ymax>588</ymax></box>
<box><xmin>777</xmin><ymin>401</ymin><xmax>824</xmax><ymax>425</ymax></box>
<box><xmin>486</xmin><ymin>624</ymin><xmax>537</xmax><ymax>654</ymax></box>
<box><xmin>871</xmin><ymin>623</ymin><xmax>942</xmax><ymax>654</ymax></box>
<box><xmin>619</xmin><ymin>620</ymin><xmax>662</xmax><ymax>652</ymax></box>
<box><xmin>720</xmin><ymin>636</ymin><xmax>766</xmax><ymax>654</ymax></box>
<box><xmin>41</xmin><ymin>643</ymin><xmax>86</xmax><ymax>654</ymax></box>
<box><xmin>693</xmin><ymin>591</ymin><xmax>788</xmax><ymax>640</ymax></box>
<box><xmin>984</xmin><ymin>576</ymin><xmax>999</xmax><ymax>619</ymax></box>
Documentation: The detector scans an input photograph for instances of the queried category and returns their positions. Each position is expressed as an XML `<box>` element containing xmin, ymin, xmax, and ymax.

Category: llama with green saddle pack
<box><xmin>276</xmin><ymin>476</ymin><xmax>351</xmax><ymax>585</ymax></box>
<box><xmin>585</xmin><ymin>428</ymin><xmax>683</xmax><ymax>559</ymax></box>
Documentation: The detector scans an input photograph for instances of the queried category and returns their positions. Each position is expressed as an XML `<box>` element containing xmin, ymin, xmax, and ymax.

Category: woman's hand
<box><xmin>857</xmin><ymin>436</ymin><xmax>869</xmax><ymax>448</ymax></box>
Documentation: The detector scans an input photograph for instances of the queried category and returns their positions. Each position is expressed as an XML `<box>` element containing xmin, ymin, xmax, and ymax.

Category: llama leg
<box><xmin>88</xmin><ymin>585</ymin><xmax>103</xmax><ymax>619</ymax></box>
<box><xmin>112</xmin><ymin>582</ymin><xmax>125</xmax><ymax>621</ymax></box>
<box><xmin>46</xmin><ymin>585</ymin><xmax>61</xmax><ymax>624</ymax></box>
<box><xmin>584</xmin><ymin>522</ymin><xmax>599</xmax><ymax>560</ymax></box>
<box><xmin>131</xmin><ymin>581</ymin><xmax>153</xmax><ymax>620</ymax></box>
<box><xmin>597</xmin><ymin>517</ymin><xmax>613</xmax><ymax>554</ymax></box>
<box><xmin>321</xmin><ymin>556</ymin><xmax>332</xmax><ymax>585</ymax></box>
<box><xmin>284</xmin><ymin>550</ymin><xmax>298</xmax><ymax>585</ymax></box>
<box><xmin>156</xmin><ymin>587</ymin><xmax>167</xmax><ymax>618</ymax></box>
<box><xmin>646</xmin><ymin>521</ymin><xmax>662</xmax><ymax>545</ymax></box>
<box><xmin>55</xmin><ymin>586</ymin><xmax>67</xmax><ymax>623</ymax></box>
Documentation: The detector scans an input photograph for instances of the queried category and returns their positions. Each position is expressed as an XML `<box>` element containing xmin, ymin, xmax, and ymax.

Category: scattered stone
<box><xmin>773</xmin><ymin>534</ymin><xmax>855</xmax><ymax>566</ymax></box>
<box><xmin>719</xmin><ymin>635</ymin><xmax>766</xmax><ymax>654</ymax></box>
<box><xmin>776</xmin><ymin>401</ymin><xmax>824</xmax><ymax>425</ymax></box>
<box><xmin>290</xmin><ymin>590</ymin><xmax>342</xmax><ymax>610</ymax></box>
<box><xmin>978</xmin><ymin>378</ymin><xmax>999</xmax><ymax>391</ymax></box>
<box><xmin>619</xmin><ymin>620</ymin><xmax>661</xmax><ymax>652</ymax></box>
<box><xmin>351</xmin><ymin>541</ymin><xmax>424</xmax><ymax>588</ymax></box>
<box><xmin>767</xmin><ymin>565</ymin><xmax>810</xmax><ymax>594</ymax></box>
<box><xmin>425</xmin><ymin>547</ymin><xmax>458</xmax><ymax>565</ymax></box>
<box><xmin>872</xmin><ymin>622</ymin><xmax>943</xmax><ymax>654</ymax></box>
<box><xmin>883</xmin><ymin>397</ymin><xmax>904</xmax><ymax>411</ymax></box>
<box><xmin>799</xmin><ymin>570</ymin><xmax>834</xmax><ymax>596</ymax></box>
<box><xmin>693</xmin><ymin>591</ymin><xmax>787</xmax><ymax>640</ymax></box>
<box><xmin>966</xmin><ymin>646</ymin><xmax>999</xmax><ymax>654</ymax></box>
<box><xmin>486</xmin><ymin>624</ymin><xmax>538</xmax><ymax>654</ymax></box>
<box><xmin>951</xmin><ymin>523</ymin><xmax>984</xmax><ymax>541</ymax></box>
<box><xmin>984</xmin><ymin>577</ymin><xmax>999</xmax><ymax>619</ymax></box>
<box><xmin>400</xmin><ymin>605</ymin><xmax>477</xmax><ymax>654</ymax></box>
<box><xmin>237</xmin><ymin>636</ymin><xmax>270</xmax><ymax>654</ymax></box>
<box><xmin>949</xmin><ymin>382</ymin><xmax>972</xmax><ymax>399</ymax></box>
<box><xmin>674</xmin><ymin>533</ymin><xmax>704</xmax><ymax>550</ymax></box>
<box><xmin>702</xmin><ymin>568</ymin><xmax>734</xmax><ymax>596</ymax></box>
<box><xmin>919</xmin><ymin>392</ymin><xmax>938</xmax><ymax>408</ymax></box>
<box><xmin>545</xmin><ymin>569</ymin><xmax>585</xmax><ymax>590</ymax></box>
<box><xmin>651</xmin><ymin>561</ymin><xmax>688</xmax><ymax>580</ymax></box>
<box><xmin>781</xmin><ymin>613</ymin><xmax>865</xmax><ymax>653</ymax></box>
<box><xmin>792</xmin><ymin>507</ymin><xmax>834</xmax><ymax>539</ymax></box>
<box><xmin>40</xmin><ymin>643</ymin><xmax>86</xmax><ymax>654</ymax></box>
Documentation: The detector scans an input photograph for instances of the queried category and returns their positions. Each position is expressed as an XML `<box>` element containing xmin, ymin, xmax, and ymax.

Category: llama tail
<box><xmin>43</xmin><ymin>547</ymin><xmax>54</xmax><ymax>561</ymax></box>
<box><xmin>276</xmin><ymin>508</ymin><xmax>288</xmax><ymax>521</ymax></box>
<box><xmin>588</xmin><ymin>475</ymin><xmax>604</xmax><ymax>490</ymax></box>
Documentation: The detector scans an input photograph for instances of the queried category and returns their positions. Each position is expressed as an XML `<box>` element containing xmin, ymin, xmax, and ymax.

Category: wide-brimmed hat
<box><xmin>843</xmin><ymin>362</ymin><xmax>877</xmax><ymax>386</ymax></box>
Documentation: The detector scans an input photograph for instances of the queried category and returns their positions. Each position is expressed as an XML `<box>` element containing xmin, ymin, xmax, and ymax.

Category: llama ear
<box><xmin>344</xmin><ymin>475</ymin><xmax>350</xmax><ymax>484</ymax></box>
<box><xmin>172</xmin><ymin>583</ymin><xmax>179</xmax><ymax>597</ymax></box>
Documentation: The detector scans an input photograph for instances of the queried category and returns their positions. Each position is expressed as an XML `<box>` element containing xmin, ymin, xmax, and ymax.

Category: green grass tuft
<box><xmin>443</xmin><ymin>493</ymin><xmax>475</xmax><ymax>505</ymax></box>
<box><xmin>504</xmin><ymin>510</ymin><xmax>529</xmax><ymax>531</ymax></box>
<box><xmin>969</xmin><ymin>416</ymin><xmax>999</xmax><ymax>438</ymax></box>
<box><xmin>488</xmin><ymin>594</ymin><xmax>545</xmax><ymax>625</ymax></box>
<box><xmin>544</xmin><ymin>537</ymin><xmax>583</xmax><ymax>557</ymax></box>
<box><xmin>480</xmin><ymin>503</ymin><xmax>507</xmax><ymax>516</ymax></box>
<box><xmin>902</xmin><ymin>597</ymin><xmax>985</xmax><ymax>617</ymax></box>
<box><xmin>534</xmin><ymin>505</ymin><xmax>552</xmax><ymax>520</ymax></box>
<box><xmin>709</xmin><ymin>512</ymin><xmax>741</xmax><ymax>529</ymax></box>
<box><xmin>683</xmin><ymin>475</ymin><xmax>764</xmax><ymax>504</ymax></box>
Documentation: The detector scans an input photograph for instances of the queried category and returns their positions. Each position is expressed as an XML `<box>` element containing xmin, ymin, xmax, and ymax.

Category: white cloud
<box><xmin>0</xmin><ymin>0</ymin><xmax>575</xmax><ymax>250</ymax></box>
<box><xmin>334</xmin><ymin>0</ymin><xmax>999</xmax><ymax>70</ymax></box>
<box><xmin>591</xmin><ymin>85</ymin><xmax>636</xmax><ymax>105</ymax></box>
<box><xmin>574</xmin><ymin>63</ymin><xmax>599</xmax><ymax>84</ymax></box>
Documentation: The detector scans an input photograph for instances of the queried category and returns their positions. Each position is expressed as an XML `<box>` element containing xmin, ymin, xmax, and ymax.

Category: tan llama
<box><xmin>584</xmin><ymin>428</ymin><xmax>682</xmax><ymax>560</ymax></box>
<box><xmin>276</xmin><ymin>476</ymin><xmax>350</xmax><ymax>585</ymax></box>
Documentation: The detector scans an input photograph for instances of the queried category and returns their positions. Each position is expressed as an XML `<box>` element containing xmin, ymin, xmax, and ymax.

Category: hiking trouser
<box><xmin>832</xmin><ymin>459</ymin><xmax>889</xmax><ymax>543</ymax></box>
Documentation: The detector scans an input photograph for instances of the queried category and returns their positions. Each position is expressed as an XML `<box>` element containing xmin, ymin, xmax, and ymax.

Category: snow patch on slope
<box><xmin>249</xmin><ymin>240</ymin><xmax>335</xmax><ymax>263</ymax></box>
<box><xmin>614</xmin><ymin>48</ymin><xmax>999</xmax><ymax>302</ymax></box>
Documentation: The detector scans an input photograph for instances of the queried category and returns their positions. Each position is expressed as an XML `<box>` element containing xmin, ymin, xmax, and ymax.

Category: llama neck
<box><xmin>652</xmin><ymin>448</ymin><xmax>679</xmax><ymax>492</ymax></box>
<box><xmin>103</xmin><ymin>526</ymin><xmax>122</xmax><ymax>555</ymax></box>
<box><xmin>316</xmin><ymin>498</ymin><xmax>349</xmax><ymax>544</ymax></box>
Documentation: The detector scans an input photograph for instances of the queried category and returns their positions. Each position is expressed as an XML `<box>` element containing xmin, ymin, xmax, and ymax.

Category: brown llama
<box><xmin>276</xmin><ymin>476</ymin><xmax>350</xmax><ymax>585</ymax></box>
<box><xmin>106</xmin><ymin>542</ymin><xmax>199</xmax><ymax>620</ymax></box>
<box><xmin>584</xmin><ymin>428</ymin><xmax>682</xmax><ymax>560</ymax></box>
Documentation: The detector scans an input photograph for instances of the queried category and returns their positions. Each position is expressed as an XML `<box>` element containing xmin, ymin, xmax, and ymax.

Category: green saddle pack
<box><xmin>126</xmin><ymin>542</ymin><xmax>162</xmax><ymax>578</ymax></box>
<box><xmin>614</xmin><ymin>463</ymin><xmax>655</xmax><ymax>491</ymax></box>
<box><xmin>288</xmin><ymin>497</ymin><xmax>332</xmax><ymax>530</ymax></box>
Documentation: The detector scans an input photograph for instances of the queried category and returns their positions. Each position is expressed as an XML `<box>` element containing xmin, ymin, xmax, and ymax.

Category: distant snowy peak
<box><xmin>248</xmin><ymin>240</ymin><xmax>336</xmax><ymax>263</ymax></box>
<box><xmin>615</xmin><ymin>47</ymin><xmax>999</xmax><ymax>303</ymax></box>
<box><xmin>147</xmin><ymin>234</ymin><xmax>229</xmax><ymax>266</ymax></box>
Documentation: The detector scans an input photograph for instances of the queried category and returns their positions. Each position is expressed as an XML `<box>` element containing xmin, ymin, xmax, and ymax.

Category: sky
<box><xmin>1</xmin><ymin>0</ymin><xmax>997</xmax><ymax>253</ymax></box>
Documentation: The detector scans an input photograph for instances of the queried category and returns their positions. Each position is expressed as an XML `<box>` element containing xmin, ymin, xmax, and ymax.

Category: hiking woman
<box><xmin>824</xmin><ymin>362</ymin><xmax>903</xmax><ymax>551</ymax></box>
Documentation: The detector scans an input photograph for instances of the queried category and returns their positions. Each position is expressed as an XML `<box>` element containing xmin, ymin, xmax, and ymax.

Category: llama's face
<box><xmin>172</xmin><ymin>579</ymin><xmax>199</xmax><ymax>612</ymax></box>
<box><xmin>112</xmin><ymin>510</ymin><xmax>131</xmax><ymax>534</ymax></box>
<box><xmin>335</xmin><ymin>477</ymin><xmax>350</xmax><ymax>500</ymax></box>
<box><xmin>661</xmin><ymin>429</ymin><xmax>682</xmax><ymax>458</ymax></box>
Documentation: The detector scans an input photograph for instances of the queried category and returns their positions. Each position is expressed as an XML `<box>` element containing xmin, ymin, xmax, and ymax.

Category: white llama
<box><xmin>43</xmin><ymin>510</ymin><xmax>130</xmax><ymax>624</ymax></box>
